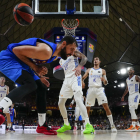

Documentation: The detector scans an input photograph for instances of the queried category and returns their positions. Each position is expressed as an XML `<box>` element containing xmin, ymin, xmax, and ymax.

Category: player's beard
<box><xmin>60</xmin><ymin>47</ymin><xmax>67</xmax><ymax>60</ymax></box>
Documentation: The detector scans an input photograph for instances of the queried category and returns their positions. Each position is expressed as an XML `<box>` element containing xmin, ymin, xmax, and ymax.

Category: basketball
<box><xmin>13</xmin><ymin>3</ymin><xmax>34</xmax><ymax>26</ymax></box>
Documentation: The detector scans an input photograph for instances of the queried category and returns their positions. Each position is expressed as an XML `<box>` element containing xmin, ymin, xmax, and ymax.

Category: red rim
<box><xmin>61</xmin><ymin>19</ymin><xmax>79</xmax><ymax>30</ymax></box>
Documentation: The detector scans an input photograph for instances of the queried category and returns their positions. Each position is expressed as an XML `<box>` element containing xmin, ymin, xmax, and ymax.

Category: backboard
<box><xmin>32</xmin><ymin>0</ymin><xmax>109</xmax><ymax>19</ymax></box>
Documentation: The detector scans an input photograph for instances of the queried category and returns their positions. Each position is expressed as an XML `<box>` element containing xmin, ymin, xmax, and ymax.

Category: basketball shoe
<box><xmin>111</xmin><ymin>125</ymin><xmax>117</xmax><ymax>132</ymax></box>
<box><xmin>83</xmin><ymin>123</ymin><xmax>94</xmax><ymax>134</ymax></box>
<box><xmin>36</xmin><ymin>122</ymin><xmax>57</xmax><ymax>135</ymax></box>
<box><xmin>73</xmin><ymin>126</ymin><xmax>77</xmax><ymax>131</ymax></box>
<box><xmin>125</xmin><ymin>125</ymin><xmax>137</xmax><ymax>131</ymax></box>
<box><xmin>136</xmin><ymin>125</ymin><xmax>140</xmax><ymax>131</ymax></box>
<box><xmin>57</xmin><ymin>123</ymin><xmax>71</xmax><ymax>133</ymax></box>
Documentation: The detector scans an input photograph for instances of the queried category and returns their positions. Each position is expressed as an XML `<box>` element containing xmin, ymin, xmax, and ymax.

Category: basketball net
<box><xmin>61</xmin><ymin>19</ymin><xmax>79</xmax><ymax>37</ymax></box>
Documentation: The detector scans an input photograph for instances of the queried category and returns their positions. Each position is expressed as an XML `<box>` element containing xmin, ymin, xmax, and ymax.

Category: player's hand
<box><xmin>82</xmin><ymin>81</ymin><xmax>85</xmax><ymax>89</ymax></box>
<box><xmin>100</xmin><ymin>77</ymin><xmax>105</xmax><ymax>82</ymax></box>
<box><xmin>34</xmin><ymin>66</ymin><xmax>48</xmax><ymax>77</ymax></box>
<box><xmin>40</xmin><ymin>76</ymin><xmax>50</xmax><ymax>87</ymax></box>
<box><xmin>73</xmin><ymin>65</ymin><xmax>82</xmax><ymax>76</ymax></box>
<box><xmin>121</xmin><ymin>96</ymin><xmax>124</xmax><ymax>101</ymax></box>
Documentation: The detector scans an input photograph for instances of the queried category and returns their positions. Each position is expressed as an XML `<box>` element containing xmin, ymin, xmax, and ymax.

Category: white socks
<box><xmin>38</xmin><ymin>113</ymin><xmax>46</xmax><ymax>126</ymax></box>
<box><xmin>0</xmin><ymin>97</ymin><xmax>12</xmax><ymax>111</ymax></box>
<box><xmin>132</xmin><ymin>121</ymin><xmax>136</xmax><ymax>127</ymax></box>
<box><xmin>107</xmin><ymin>115</ymin><xmax>114</xmax><ymax>126</ymax></box>
<box><xmin>64</xmin><ymin>118</ymin><xmax>69</xmax><ymax>125</ymax></box>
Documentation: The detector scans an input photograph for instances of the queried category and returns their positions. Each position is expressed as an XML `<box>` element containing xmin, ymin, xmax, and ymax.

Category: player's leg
<box><xmin>35</xmin><ymin>80</ymin><xmax>57</xmax><ymax>135</ymax></box>
<box><xmin>97</xmin><ymin>88</ymin><xmax>117</xmax><ymax>132</ymax></box>
<box><xmin>5</xmin><ymin>113</ymin><xmax>11</xmax><ymax>129</ymax></box>
<box><xmin>57</xmin><ymin>98</ymin><xmax>71</xmax><ymax>132</ymax></box>
<box><xmin>72</xmin><ymin>76</ymin><xmax>94</xmax><ymax>134</ymax></box>
<box><xmin>57</xmin><ymin>82</ymin><xmax>72</xmax><ymax>133</ymax></box>
<box><xmin>86</xmin><ymin>107</ymin><xmax>91</xmax><ymax>117</ymax></box>
<box><xmin>74</xmin><ymin>107</ymin><xmax>80</xmax><ymax>130</ymax></box>
<box><xmin>126</xmin><ymin>93</ymin><xmax>139</xmax><ymax>131</ymax></box>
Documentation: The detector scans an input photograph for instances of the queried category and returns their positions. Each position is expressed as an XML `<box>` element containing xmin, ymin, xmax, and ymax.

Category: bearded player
<box><xmin>0</xmin><ymin>76</ymin><xmax>11</xmax><ymax>129</ymax></box>
<box><xmin>0</xmin><ymin>36</ymin><xmax>79</xmax><ymax>135</ymax></box>
<box><xmin>121</xmin><ymin>67</ymin><xmax>140</xmax><ymax>131</ymax></box>
<box><xmin>82</xmin><ymin>57</ymin><xmax>117</xmax><ymax>132</ymax></box>
<box><xmin>57</xmin><ymin>51</ymin><xmax>94</xmax><ymax>134</ymax></box>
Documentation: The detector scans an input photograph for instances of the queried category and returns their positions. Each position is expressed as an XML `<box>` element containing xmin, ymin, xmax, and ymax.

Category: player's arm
<box><xmin>14</xmin><ymin>109</ymin><xmax>16</xmax><ymax>118</ymax></box>
<box><xmin>82</xmin><ymin>68</ymin><xmax>90</xmax><ymax>81</ymax></box>
<box><xmin>6</xmin><ymin>86</ymin><xmax>9</xmax><ymax>95</ymax></box>
<box><xmin>101</xmin><ymin>69</ymin><xmax>108</xmax><ymax>85</ymax></box>
<box><xmin>74</xmin><ymin>50</ymin><xmax>88</xmax><ymax>66</ymax></box>
<box><xmin>12</xmin><ymin>44</ymin><xmax>51</xmax><ymax>76</ymax></box>
<box><xmin>73</xmin><ymin>50</ymin><xmax>88</xmax><ymax>76</ymax></box>
<box><xmin>135</xmin><ymin>75</ymin><xmax>140</xmax><ymax>82</ymax></box>
<box><xmin>121</xmin><ymin>81</ymin><xmax>128</xmax><ymax>101</ymax></box>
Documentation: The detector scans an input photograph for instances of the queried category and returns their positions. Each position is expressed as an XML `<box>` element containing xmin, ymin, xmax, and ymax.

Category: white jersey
<box><xmin>0</xmin><ymin>85</ymin><xmax>8</xmax><ymax>101</ymax></box>
<box><xmin>126</xmin><ymin>75</ymin><xmax>139</xmax><ymax>95</ymax></box>
<box><xmin>88</xmin><ymin>68</ymin><xmax>103</xmax><ymax>87</ymax></box>
<box><xmin>59</xmin><ymin>56</ymin><xmax>79</xmax><ymax>78</ymax></box>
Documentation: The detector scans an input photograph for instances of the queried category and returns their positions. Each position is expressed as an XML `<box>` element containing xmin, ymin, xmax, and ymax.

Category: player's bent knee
<box><xmin>129</xmin><ymin>107</ymin><xmax>137</xmax><ymax>119</ymax></box>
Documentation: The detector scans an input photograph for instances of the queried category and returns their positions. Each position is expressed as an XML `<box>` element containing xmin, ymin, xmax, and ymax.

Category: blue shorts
<box><xmin>10</xmin><ymin>116</ymin><xmax>14</xmax><ymax>122</ymax></box>
<box><xmin>0</xmin><ymin>49</ymin><xmax>39</xmax><ymax>83</ymax></box>
<box><xmin>78</xmin><ymin>115</ymin><xmax>82</xmax><ymax>121</ymax></box>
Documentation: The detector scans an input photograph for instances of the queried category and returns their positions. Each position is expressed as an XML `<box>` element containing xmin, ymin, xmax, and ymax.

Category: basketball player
<box><xmin>0</xmin><ymin>36</ymin><xmax>79</xmax><ymax>135</ymax></box>
<box><xmin>121</xmin><ymin>67</ymin><xmax>140</xmax><ymax>131</ymax></box>
<box><xmin>9</xmin><ymin>104</ymin><xmax>16</xmax><ymax>131</ymax></box>
<box><xmin>0</xmin><ymin>76</ymin><xmax>11</xmax><ymax>129</ymax></box>
<box><xmin>82</xmin><ymin>57</ymin><xmax>117</xmax><ymax>132</ymax></box>
<box><xmin>57</xmin><ymin>52</ymin><xmax>94</xmax><ymax>134</ymax></box>
<box><xmin>69</xmin><ymin>96</ymin><xmax>86</xmax><ymax>131</ymax></box>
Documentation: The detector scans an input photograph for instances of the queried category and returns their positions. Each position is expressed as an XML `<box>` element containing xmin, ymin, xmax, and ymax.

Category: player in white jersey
<box><xmin>82</xmin><ymin>57</ymin><xmax>117</xmax><ymax>132</ymax></box>
<box><xmin>57</xmin><ymin>51</ymin><xmax>94</xmax><ymax>134</ymax></box>
<box><xmin>0</xmin><ymin>76</ymin><xmax>11</xmax><ymax>129</ymax></box>
<box><xmin>70</xmin><ymin>95</ymin><xmax>86</xmax><ymax>131</ymax></box>
<box><xmin>121</xmin><ymin>67</ymin><xmax>140</xmax><ymax>131</ymax></box>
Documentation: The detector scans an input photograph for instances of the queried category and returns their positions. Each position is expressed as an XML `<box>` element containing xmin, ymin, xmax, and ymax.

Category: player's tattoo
<box><xmin>74</xmin><ymin>50</ymin><xmax>87</xmax><ymax>66</ymax></box>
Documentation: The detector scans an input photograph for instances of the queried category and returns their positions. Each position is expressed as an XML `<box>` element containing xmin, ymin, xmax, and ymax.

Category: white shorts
<box><xmin>86</xmin><ymin>87</ymin><xmax>108</xmax><ymax>106</ymax></box>
<box><xmin>128</xmin><ymin>92</ymin><xmax>140</xmax><ymax>109</ymax></box>
<box><xmin>59</xmin><ymin>75</ymin><xmax>83</xmax><ymax>99</ymax></box>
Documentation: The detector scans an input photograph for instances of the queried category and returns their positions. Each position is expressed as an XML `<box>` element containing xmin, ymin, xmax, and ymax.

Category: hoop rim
<box><xmin>61</xmin><ymin>19</ymin><xmax>79</xmax><ymax>30</ymax></box>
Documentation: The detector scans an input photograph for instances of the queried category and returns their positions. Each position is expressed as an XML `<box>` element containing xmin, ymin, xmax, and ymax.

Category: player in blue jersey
<box><xmin>9</xmin><ymin>104</ymin><xmax>16</xmax><ymax>131</ymax></box>
<box><xmin>0</xmin><ymin>36</ymin><xmax>79</xmax><ymax>135</ymax></box>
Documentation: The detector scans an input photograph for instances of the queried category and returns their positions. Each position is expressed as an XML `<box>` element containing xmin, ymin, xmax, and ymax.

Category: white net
<box><xmin>61</xmin><ymin>19</ymin><xmax>79</xmax><ymax>37</ymax></box>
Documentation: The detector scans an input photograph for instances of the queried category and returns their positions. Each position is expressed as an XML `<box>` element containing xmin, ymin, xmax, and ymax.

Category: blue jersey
<box><xmin>7</xmin><ymin>37</ymin><xmax>57</xmax><ymax>64</ymax></box>
<box><xmin>10</xmin><ymin>108</ymin><xmax>14</xmax><ymax>117</ymax></box>
<box><xmin>0</xmin><ymin>38</ymin><xmax>57</xmax><ymax>82</ymax></box>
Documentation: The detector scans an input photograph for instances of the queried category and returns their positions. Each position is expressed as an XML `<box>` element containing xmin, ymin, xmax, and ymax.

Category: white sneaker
<box><xmin>111</xmin><ymin>125</ymin><xmax>117</xmax><ymax>132</ymax></box>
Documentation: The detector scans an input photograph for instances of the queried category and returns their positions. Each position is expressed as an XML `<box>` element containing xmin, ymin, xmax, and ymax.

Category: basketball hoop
<box><xmin>61</xmin><ymin>19</ymin><xmax>79</xmax><ymax>37</ymax></box>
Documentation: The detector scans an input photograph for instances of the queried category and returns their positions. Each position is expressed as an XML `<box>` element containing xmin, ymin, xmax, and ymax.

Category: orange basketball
<box><xmin>13</xmin><ymin>3</ymin><xmax>34</xmax><ymax>26</ymax></box>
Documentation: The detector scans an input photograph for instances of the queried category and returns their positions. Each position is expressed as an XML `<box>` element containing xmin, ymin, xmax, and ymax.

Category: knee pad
<box><xmin>129</xmin><ymin>107</ymin><xmax>137</xmax><ymax>119</ymax></box>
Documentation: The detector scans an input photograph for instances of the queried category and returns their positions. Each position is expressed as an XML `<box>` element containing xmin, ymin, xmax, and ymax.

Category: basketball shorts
<box><xmin>0</xmin><ymin>49</ymin><xmax>39</xmax><ymax>83</ymax></box>
<box><xmin>10</xmin><ymin>116</ymin><xmax>14</xmax><ymax>122</ymax></box>
<box><xmin>128</xmin><ymin>92</ymin><xmax>140</xmax><ymax>109</ymax></box>
<box><xmin>86</xmin><ymin>87</ymin><xmax>108</xmax><ymax>106</ymax></box>
<box><xmin>59</xmin><ymin>75</ymin><xmax>83</xmax><ymax>98</ymax></box>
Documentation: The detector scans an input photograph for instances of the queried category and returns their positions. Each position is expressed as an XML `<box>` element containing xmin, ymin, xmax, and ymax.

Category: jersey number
<box><xmin>0</xmin><ymin>94</ymin><xmax>2</xmax><ymax>97</ymax></box>
<box><xmin>64</xmin><ymin>64</ymin><xmax>68</xmax><ymax>70</ymax></box>
<box><xmin>93</xmin><ymin>78</ymin><xmax>96</xmax><ymax>82</ymax></box>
